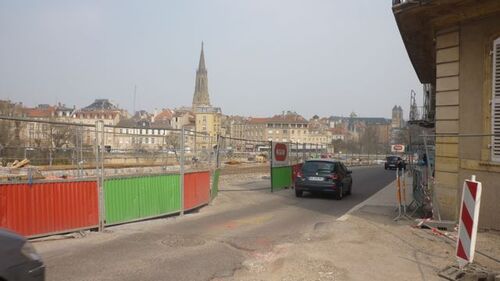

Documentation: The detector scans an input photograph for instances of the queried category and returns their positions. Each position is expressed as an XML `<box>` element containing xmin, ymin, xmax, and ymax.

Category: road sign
<box><xmin>272</xmin><ymin>142</ymin><xmax>289</xmax><ymax>166</ymax></box>
<box><xmin>391</xmin><ymin>144</ymin><xmax>405</xmax><ymax>153</ymax></box>
<box><xmin>456</xmin><ymin>175</ymin><xmax>482</xmax><ymax>268</ymax></box>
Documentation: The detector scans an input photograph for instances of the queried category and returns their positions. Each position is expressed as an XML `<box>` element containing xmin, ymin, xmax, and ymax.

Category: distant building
<box><xmin>18</xmin><ymin>103</ymin><xmax>78</xmax><ymax>148</ymax></box>
<box><xmin>171</xmin><ymin>109</ymin><xmax>194</xmax><ymax>130</ymax></box>
<box><xmin>153</xmin><ymin>109</ymin><xmax>175</xmax><ymax>127</ymax></box>
<box><xmin>73</xmin><ymin>99</ymin><xmax>125</xmax><ymax>126</ymax></box>
<box><xmin>224</xmin><ymin>115</ymin><xmax>247</xmax><ymax>140</ymax></box>
<box><xmin>391</xmin><ymin>105</ymin><xmax>404</xmax><ymax>128</ymax></box>
<box><xmin>328</xmin><ymin>115</ymin><xmax>391</xmax><ymax>145</ymax></box>
<box><xmin>113</xmin><ymin>111</ymin><xmax>173</xmax><ymax>150</ymax></box>
<box><xmin>192</xmin><ymin>42</ymin><xmax>211</xmax><ymax>109</ymax></box>
<box><xmin>191</xmin><ymin>43</ymin><xmax>222</xmax><ymax>149</ymax></box>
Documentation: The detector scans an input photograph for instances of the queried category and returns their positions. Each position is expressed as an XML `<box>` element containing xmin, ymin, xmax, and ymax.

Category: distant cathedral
<box><xmin>192</xmin><ymin>42</ymin><xmax>211</xmax><ymax>109</ymax></box>
<box><xmin>391</xmin><ymin>105</ymin><xmax>404</xmax><ymax>128</ymax></box>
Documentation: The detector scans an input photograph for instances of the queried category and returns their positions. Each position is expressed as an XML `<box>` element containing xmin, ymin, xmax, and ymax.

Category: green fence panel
<box><xmin>211</xmin><ymin>169</ymin><xmax>220</xmax><ymax>200</ymax></box>
<box><xmin>271</xmin><ymin>166</ymin><xmax>292</xmax><ymax>191</ymax></box>
<box><xmin>104</xmin><ymin>174</ymin><xmax>181</xmax><ymax>225</ymax></box>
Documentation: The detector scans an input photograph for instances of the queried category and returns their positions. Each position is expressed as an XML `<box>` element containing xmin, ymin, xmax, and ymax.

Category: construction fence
<box><xmin>0</xmin><ymin>116</ymin><xmax>392</xmax><ymax>238</ymax></box>
<box><xmin>0</xmin><ymin>117</ymin><xmax>220</xmax><ymax>238</ymax></box>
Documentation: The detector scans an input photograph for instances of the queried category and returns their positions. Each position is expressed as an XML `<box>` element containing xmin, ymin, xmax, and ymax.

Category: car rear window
<box><xmin>302</xmin><ymin>161</ymin><xmax>337</xmax><ymax>173</ymax></box>
<box><xmin>386</xmin><ymin>156</ymin><xmax>398</xmax><ymax>161</ymax></box>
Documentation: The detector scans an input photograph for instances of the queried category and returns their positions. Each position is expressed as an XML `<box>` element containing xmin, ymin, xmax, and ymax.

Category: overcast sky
<box><xmin>0</xmin><ymin>0</ymin><xmax>421</xmax><ymax>119</ymax></box>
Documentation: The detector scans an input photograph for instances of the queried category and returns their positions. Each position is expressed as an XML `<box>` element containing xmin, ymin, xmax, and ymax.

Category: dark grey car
<box><xmin>294</xmin><ymin>160</ymin><xmax>353</xmax><ymax>200</ymax></box>
<box><xmin>0</xmin><ymin>228</ymin><xmax>45</xmax><ymax>281</ymax></box>
<box><xmin>384</xmin><ymin>155</ymin><xmax>406</xmax><ymax>170</ymax></box>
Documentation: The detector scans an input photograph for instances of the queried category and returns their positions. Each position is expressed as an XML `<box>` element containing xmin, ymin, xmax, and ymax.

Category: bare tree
<box><xmin>48</xmin><ymin>124</ymin><xmax>75</xmax><ymax>148</ymax></box>
<box><xmin>0</xmin><ymin>102</ymin><xmax>22</xmax><ymax>147</ymax></box>
<box><xmin>164</xmin><ymin>133</ymin><xmax>180</xmax><ymax>161</ymax></box>
<box><xmin>359</xmin><ymin>126</ymin><xmax>379</xmax><ymax>154</ymax></box>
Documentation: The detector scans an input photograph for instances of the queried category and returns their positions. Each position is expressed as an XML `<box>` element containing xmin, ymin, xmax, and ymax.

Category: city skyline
<box><xmin>0</xmin><ymin>1</ymin><xmax>420</xmax><ymax>119</ymax></box>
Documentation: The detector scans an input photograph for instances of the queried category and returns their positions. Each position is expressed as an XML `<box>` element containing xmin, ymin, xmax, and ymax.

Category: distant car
<box><xmin>294</xmin><ymin>159</ymin><xmax>353</xmax><ymax>200</ymax></box>
<box><xmin>384</xmin><ymin>156</ymin><xmax>406</xmax><ymax>170</ymax></box>
<box><xmin>0</xmin><ymin>228</ymin><xmax>45</xmax><ymax>281</ymax></box>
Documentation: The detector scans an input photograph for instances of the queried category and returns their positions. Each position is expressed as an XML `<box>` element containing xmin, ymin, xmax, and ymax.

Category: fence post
<box><xmin>95</xmin><ymin>120</ymin><xmax>105</xmax><ymax>232</ymax></box>
<box><xmin>216</xmin><ymin>134</ymin><xmax>221</xmax><ymax>169</ymax></box>
<box><xmin>180</xmin><ymin>127</ymin><xmax>185</xmax><ymax>215</ymax></box>
<box><xmin>270</xmin><ymin>140</ymin><xmax>273</xmax><ymax>193</ymax></box>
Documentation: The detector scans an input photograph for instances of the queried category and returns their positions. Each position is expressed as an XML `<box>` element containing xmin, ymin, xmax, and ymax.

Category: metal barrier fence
<box><xmin>0</xmin><ymin>115</ymin><xmax>414</xmax><ymax>237</ymax></box>
<box><xmin>0</xmin><ymin>116</ymin><xmax>218</xmax><ymax>237</ymax></box>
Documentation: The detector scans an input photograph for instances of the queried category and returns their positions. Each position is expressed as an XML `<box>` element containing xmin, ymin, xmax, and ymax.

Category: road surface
<box><xmin>36</xmin><ymin>166</ymin><xmax>396</xmax><ymax>281</ymax></box>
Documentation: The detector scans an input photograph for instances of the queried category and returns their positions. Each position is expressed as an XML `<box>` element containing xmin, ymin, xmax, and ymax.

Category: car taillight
<box><xmin>330</xmin><ymin>173</ymin><xmax>339</xmax><ymax>180</ymax></box>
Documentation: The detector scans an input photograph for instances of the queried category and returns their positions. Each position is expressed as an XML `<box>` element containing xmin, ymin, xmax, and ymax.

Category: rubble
<box><xmin>0</xmin><ymin>159</ymin><xmax>45</xmax><ymax>181</ymax></box>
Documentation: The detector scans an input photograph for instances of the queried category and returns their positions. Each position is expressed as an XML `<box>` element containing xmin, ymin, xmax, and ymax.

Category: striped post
<box><xmin>456</xmin><ymin>175</ymin><xmax>482</xmax><ymax>268</ymax></box>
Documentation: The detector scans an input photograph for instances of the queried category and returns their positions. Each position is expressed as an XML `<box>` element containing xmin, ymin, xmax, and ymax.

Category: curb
<box><xmin>336</xmin><ymin>178</ymin><xmax>397</xmax><ymax>222</ymax></box>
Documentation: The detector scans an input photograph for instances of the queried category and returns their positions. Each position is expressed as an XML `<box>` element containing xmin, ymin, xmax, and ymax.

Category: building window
<box><xmin>492</xmin><ymin>36</ymin><xmax>500</xmax><ymax>162</ymax></box>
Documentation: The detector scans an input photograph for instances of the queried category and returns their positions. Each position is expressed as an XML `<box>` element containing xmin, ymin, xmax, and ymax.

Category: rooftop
<box><xmin>82</xmin><ymin>99</ymin><xmax>120</xmax><ymax>111</ymax></box>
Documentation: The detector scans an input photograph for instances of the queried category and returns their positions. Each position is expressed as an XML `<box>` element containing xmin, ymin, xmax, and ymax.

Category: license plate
<box><xmin>308</xmin><ymin>176</ymin><xmax>324</xmax><ymax>181</ymax></box>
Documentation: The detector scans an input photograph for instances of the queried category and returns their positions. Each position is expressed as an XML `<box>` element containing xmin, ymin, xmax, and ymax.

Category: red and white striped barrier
<box><xmin>456</xmin><ymin>175</ymin><xmax>482</xmax><ymax>268</ymax></box>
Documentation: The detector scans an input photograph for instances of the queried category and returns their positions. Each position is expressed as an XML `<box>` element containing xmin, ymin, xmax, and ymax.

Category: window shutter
<box><xmin>492</xmin><ymin>37</ymin><xmax>500</xmax><ymax>162</ymax></box>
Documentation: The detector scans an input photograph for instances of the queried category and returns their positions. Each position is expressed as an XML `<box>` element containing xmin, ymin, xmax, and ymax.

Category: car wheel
<box><xmin>295</xmin><ymin>190</ymin><xmax>303</xmax><ymax>197</ymax></box>
<box><xmin>335</xmin><ymin>185</ymin><xmax>343</xmax><ymax>200</ymax></box>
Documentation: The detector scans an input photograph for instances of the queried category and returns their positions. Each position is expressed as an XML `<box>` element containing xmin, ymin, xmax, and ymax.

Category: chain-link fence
<box><xmin>0</xmin><ymin>117</ymin><xmax>221</xmax><ymax>182</ymax></box>
<box><xmin>216</xmin><ymin>135</ymin><xmax>270</xmax><ymax>176</ymax></box>
<box><xmin>0</xmin><ymin>117</ymin><xmax>99</xmax><ymax>180</ymax></box>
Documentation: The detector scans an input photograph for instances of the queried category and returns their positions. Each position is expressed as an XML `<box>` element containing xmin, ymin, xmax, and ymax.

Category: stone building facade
<box><xmin>393</xmin><ymin>0</ymin><xmax>500</xmax><ymax>229</ymax></box>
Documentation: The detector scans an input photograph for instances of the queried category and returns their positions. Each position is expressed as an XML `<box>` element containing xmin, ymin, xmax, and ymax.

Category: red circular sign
<box><xmin>274</xmin><ymin>143</ymin><xmax>288</xmax><ymax>162</ymax></box>
<box><xmin>394</xmin><ymin>145</ymin><xmax>403</xmax><ymax>150</ymax></box>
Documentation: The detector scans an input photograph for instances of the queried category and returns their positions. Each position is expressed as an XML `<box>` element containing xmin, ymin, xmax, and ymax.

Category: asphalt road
<box><xmin>37</xmin><ymin>166</ymin><xmax>396</xmax><ymax>281</ymax></box>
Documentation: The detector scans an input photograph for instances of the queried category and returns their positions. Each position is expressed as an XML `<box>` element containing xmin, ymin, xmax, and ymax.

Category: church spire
<box><xmin>198</xmin><ymin>41</ymin><xmax>206</xmax><ymax>71</ymax></box>
<box><xmin>192</xmin><ymin>41</ymin><xmax>211</xmax><ymax>109</ymax></box>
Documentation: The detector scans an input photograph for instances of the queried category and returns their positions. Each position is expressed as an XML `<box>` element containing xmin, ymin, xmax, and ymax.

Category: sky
<box><xmin>0</xmin><ymin>0</ymin><xmax>421</xmax><ymax>119</ymax></box>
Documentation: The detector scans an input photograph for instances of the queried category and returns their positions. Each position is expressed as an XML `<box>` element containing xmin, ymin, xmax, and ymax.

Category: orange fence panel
<box><xmin>0</xmin><ymin>180</ymin><xmax>99</xmax><ymax>237</ymax></box>
<box><xmin>183</xmin><ymin>171</ymin><xmax>210</xmax><ymax>211</ymax></box>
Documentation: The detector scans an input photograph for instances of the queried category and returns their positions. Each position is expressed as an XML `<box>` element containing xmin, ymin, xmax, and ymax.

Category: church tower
<box><xmin>192</xmin><ymin>42</ymin><xmax>211</xmax><ymax>109</ymax></box>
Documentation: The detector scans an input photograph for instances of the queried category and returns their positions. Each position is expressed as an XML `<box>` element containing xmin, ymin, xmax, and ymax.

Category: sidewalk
<box><xmin>224</xmin><ymin>177</ymin><xmax>500</xmax><ymax>281</ymax></box>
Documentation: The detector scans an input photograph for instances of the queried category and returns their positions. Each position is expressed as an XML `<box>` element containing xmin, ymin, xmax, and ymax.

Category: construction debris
<box><xmin>12</xmin><ymin>158</ymin><xmax>30</xmax><ymax>168</ymax></box>
<box><xmin>0</xmin><ymin>159</ymin><xmax>44</xmax><ymax>181</ymax></box>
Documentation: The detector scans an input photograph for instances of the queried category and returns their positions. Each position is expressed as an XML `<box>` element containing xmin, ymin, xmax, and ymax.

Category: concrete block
<box><xmin>436</xmin><ymin>31</ymin><xmax>459</xmax><ymax>49</ymax></box>
<box><xmin>437</xmin><ymin>76</ymin><xmax>459</xmax><ymax>91</ymax></box>
<box><xmin>436</xmin><ymin>105</ymin><xmax>459</xmax><ymax>120</ymax></box>
<box><xmin>437</xmin><ymin>61</ymin><xmax>459</xmax><ymax>77</ymax></box>
<box><xmin>436</xmin><ymin>47</ymin><xmax>459</xmax><ymax>63</ymax></box>
<box><xmin>436</xmin><ymin>90</ymin><xmax>459</xmax><ymax>106</ymax></box>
